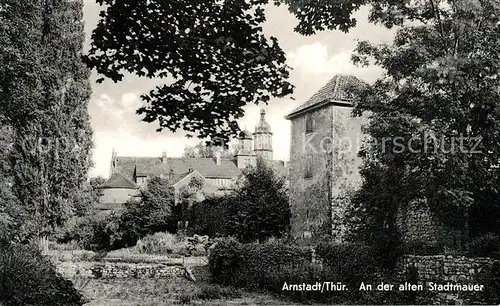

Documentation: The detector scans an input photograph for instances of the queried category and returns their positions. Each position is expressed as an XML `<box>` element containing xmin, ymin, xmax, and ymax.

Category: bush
<box><xmin>466</xmin><ymin>233</ymin><xmax>500</xmax><ymax>258</ymax></box>
<box><xmin>209</xmin><ymin>238</ymin><xmax>312</xmax><ymax>288</ymax></box>
<box><xmin>474</xmin><ymin>261</ymin><xmax>500</xmax><ymax>304</ymax></box>
<box><xmin>57</xmin><ymin>213</ymin><xmax>125</xmax><ymax>251</ymax></box>
<box><xmin>209</xmin><ymin>238</ymin><xmax>438</xmax><ymax>304</ymax></box>
<box><xmin>135</xmin><ymin>232</ymin><xmax>188</xmax><ymax>255</ymax></box>
<box><xmin>0</xmin><ymin>239</ymin><xmax>84</xmax><ymax>306</ymax></box>
<box><xmin>187</xmin><ymin>196</ymin><xmax>232</xmax><ymax>237</ymax></box>
<box><xmin>196</xmin><ymin>284</ymin><xmax>242</xmax><ymax>300</ymax></box>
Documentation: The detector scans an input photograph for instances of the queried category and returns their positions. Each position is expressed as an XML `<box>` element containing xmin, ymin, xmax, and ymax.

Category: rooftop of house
<box><xmin>101</xmin><ymin>172</ymin><xmax>137</xmax><ymax>189</ymax></box>
<box><xmin>107</xmin><ymin>156</ymin><xmax>287</xmax><ymax>189</ymax></box>
<box><xmin>285</xmin><ymin>74</ymin><xmax>367</xmax><ymax>119</ymax></box>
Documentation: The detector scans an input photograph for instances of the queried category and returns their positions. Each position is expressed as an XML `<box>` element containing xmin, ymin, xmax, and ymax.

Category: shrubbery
<box><xmin>56</xmin><ymin>212</ymin><xmax>123</xmax><ymax>251</ymax></box>
<box><xmin>56</xmin><ymin>176</ymin><xmax>179</xmax><ymax>252</ymax></box>
<box><xmin>209</xmin><ymin>238</ymin><xmax>312</xmax><ymax>289</ymax></box>
<box><xmin>187</xmin><ymin>196</ymin><xmax>232</xmax><ymax>237</ymax></box>
<box><xmin>0</xmin><ymin>239</ymin><xmax>84</xmax><ymax>306</ymax></box>
<box><xmin>466</xmin><ymin>233</ymin><xmax>500</xmax><ymax>259</ymax></box>
<box><xmin>209</xmin><ymin>238</ymin><xmax>435</xmax><ymax>304</ymax></box>
<box><xmin>135</xmin><ymin>232</ymin><xmax>188</xmax><ymax>255</ymax></box>
<box><xmin>188</xmin><ymin>157</ymin><xmax>290</xmax><ymax>243</ymax></box>
<box><xmin>316</xmin><ymin>242</ymin><xmax>380</xmax><ymax>290</ymax></box>
<box><xmin>474</xmin><ymin>261</ymin><xmax>500</xmax><ymax>304</ymax></box>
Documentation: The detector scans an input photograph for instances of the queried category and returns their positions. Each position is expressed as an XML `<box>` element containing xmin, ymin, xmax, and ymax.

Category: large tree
<box><xmin>0</xmin><ymin>0</ymin><xmax>93</xmax><ymax>238</ymax></box>
<box><xmin>182</xmin><ymin>141</ymin><xmax>238</xmax><ymax>159</ymax></box>
<box><xmin>287</xmin><ymin>0</ymin><xmax>500</xmax><ymax>246</ymax></box>
<box><xmin>119</xmin><ymin>176</ymin><xmax>176</xmax><ymax>245</ymax></box>
<box><xmin>228</xmin><ymin>157</ymin><xmax>290</xmax><ymax>242</ymax></box>
<box><xmin>84</xmin><ymin>0</ymin><xmax>294</xmax><ymax>144</ymax></box>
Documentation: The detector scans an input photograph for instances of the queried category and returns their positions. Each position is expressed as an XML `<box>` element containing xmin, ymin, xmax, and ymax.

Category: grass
<box><xmin>48</xmin><ymin>236</ymin><xmax>288</xmax><ymax>305</ymax></box>
<box><xmin>77</xmin><ymin>274</ymin><xmax>288</xmax><ymax>305</ymax></box>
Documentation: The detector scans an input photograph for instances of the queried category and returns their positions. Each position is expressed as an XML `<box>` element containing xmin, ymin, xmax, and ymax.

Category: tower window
<box><xmin>305</xmin><ymin>114</ymin><xmax>314</xmax><ymax>133</ymax></box>
<box><xmin>304</xmin><ymin>155</ymin><xmax>313</xmax><ymax>178</ymax></box>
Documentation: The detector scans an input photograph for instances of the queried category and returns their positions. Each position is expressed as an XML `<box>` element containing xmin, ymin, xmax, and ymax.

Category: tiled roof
<box><xmin>117</xmin><ymin>157</ymin><xmax>241</xmax><ymax>179</ymax></box>
<box><xmin>115</xmin><ymin>156</ymin><xmax>160</xmax><ymax>179</ymax></box>
<box><xmin>285</xmin><ymin>74</ymin><xmax>366</xmax><ymax>119</ymax></box>
<box><xmin>271</xmin><ymin>160</ymin><xmax>287</xmax><ymax>176</ymax></box>
<box><xmin>102</xmin><ymin>172</ymin><xmax>137</xmax><ymax>189</ymax></box>
<box><xmin>114</xmin><ymin>155</ymin><xmax>289</xmax><ymax>182</ymax></box>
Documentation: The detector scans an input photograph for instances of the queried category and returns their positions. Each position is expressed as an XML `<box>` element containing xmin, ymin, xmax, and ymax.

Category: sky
<box><xmin>83</xmin><ymin>2</ymin><xmax>394</xmax><ymax>178</ymax></box>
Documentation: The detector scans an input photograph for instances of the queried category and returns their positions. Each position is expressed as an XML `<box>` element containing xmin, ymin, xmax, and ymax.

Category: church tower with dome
<box><xmin>234</xmin><ymin>129</ymin><xmax>257</xmax><ymax>169</ymax></box>
<box><xmin>253</xmin><ymin>109</ymin><xmax>273</xmax><ymax>161</ymax></box>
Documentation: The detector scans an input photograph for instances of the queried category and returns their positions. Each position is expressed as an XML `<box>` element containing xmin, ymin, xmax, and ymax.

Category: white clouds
<box><xmin>287</xmin><ymin>43</ymin><xmax>355</xmax><ymax>75</ymax></box>
<box><xmin>121</xmin><ymin>92</ymin><xmax>140</xmax><ymax>108</ymax></box>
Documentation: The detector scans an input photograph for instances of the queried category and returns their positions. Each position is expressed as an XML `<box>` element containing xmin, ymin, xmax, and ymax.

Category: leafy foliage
<box><xmin>353</xmin><ymin>1</ymin><xmax>500</xmax><ymax>245</ymax></box>
<box><xmin>209</xmin><ymin>238</ymin><xmax>423</xmax><ymax>304</ymax></box>
<box><xmin>135</xmin><ymin>232</ymin><xmax>189</xmax><ymax>255</ymax></box>
<box><xmin>0</xmin><ymin>0</ymin><xmax>93</xmax><ymax>238</ymax></box>
<box><xmin>72</xmin><ymin>176</ymin><xmax>106</xmax><ymax>217</ymax></box>
<box><xmin>474</xmin><ymin>261</ymin><xmax>500</xmax><ymax>304</ymax></box>
<box><xmin>465</xmin><ymin>233</ymin><xmax>500</xmax><ymax>259</ymax></box>
<box><xmin>0</xmin><ymin>240</ymin><xmax>84</xmax><ymax>306</ymax></box>
<box><xmin>228</xmin><ymin>157</ymin><xmax>290</xmax><ymax>242</ymax></box>
<box><xmin>208</xmin><ymin>238</ymin><xmax>312</xmax><ymax>287</ymax></box>
<box><xmin>182</xmin><ymin>141</ymin><xmax>237</xmax><ymax>159</ymax></box>
<box><xmin>187</xmin><ymin>196</ymin><xmax>233</xmax><ymax>237</ymax></box>
<box><xmin>84</xmin><ymin>0</ymin><xmax>294</xmax><ymax>143</ymax></box>
<box><xmin>187</xmin><ymin>158</ymin><xmax>289</xmax><ymax>242</ymax></box>
<box><xmin>57</xmin><ymin>212</ymin><xmax>123</xmax><ymax>251</ymax></box>
<box><xmin>59</xmin><ymin>176</ymin><xmax>178</xmax><ymax>251</ymax></box>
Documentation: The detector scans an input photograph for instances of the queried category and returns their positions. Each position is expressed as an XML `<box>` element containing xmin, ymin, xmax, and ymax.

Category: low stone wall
<box><xmin>398</xmin><ymin>255</ymin><xmax>499</xmax><ymax>304</ymax></box>
<box><xmin>400</xmin><ymin>255</ymin><xmax>496</xmax><ymax>283</ymax></box>
<box><xmin>57</xmin><ymin>261</ymin><xmax>185</xmax><ymax>279</ymax></box>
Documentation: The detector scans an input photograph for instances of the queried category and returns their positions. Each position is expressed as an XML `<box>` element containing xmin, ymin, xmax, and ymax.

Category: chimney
<box><xmin>215</xmin><ymin>152</ymin><xmax>221</xmax><ymax>166</ymax></box>
<box><xmin>110</xmin><ymin>148</ymin><xmax>118</xmax><ymax>174</ymax></box>
<box><xmin>162</xmin><ymin>151</ymin><xmax>167</xmax><ymax>164</ymax></box>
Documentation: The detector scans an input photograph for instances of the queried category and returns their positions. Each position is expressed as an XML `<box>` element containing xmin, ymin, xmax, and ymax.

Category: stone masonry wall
<box><xmin>397</xmin><ymin>199</ymin><xmax>463</xmax><ymax>248</ymax></box>
<box><xmin>397</xmin><ymin>199</ymin><xmax>441</xmax><ymax>245</ymax></box>
<box><xmin>330</xmin><ymin>105</ymin><xmax>366</xmax><ymax>242</ymax></box>
<box><xmin>398</xmin><ymin>255</ymin><xmax>498</xmax><ymax>303</ymax></box>
<box><xmin>400</xmin><ymin>255</ymin><xmax>496</xmax><ymax>283</ymax></box>
<box><xmin>57</xmin><ymin>261</ymin><xmax>185</xmax><ymax>279</ymax></box>
<box><xmin>289</xmin><ymin>105</ymin><xmax>334</xmax><ymax>245</ymax></box>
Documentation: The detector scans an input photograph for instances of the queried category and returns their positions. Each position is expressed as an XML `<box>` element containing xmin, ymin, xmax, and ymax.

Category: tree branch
<box><xmin>428</xmin><ymin>0</ymin><xmax>448</xmax><ymax>53</ymax></box>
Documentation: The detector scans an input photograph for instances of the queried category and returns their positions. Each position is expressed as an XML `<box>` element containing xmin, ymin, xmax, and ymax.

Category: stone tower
<box><xmin>253</xmin><ymin>109</ymin><xmax>273</xmax><ymax>160</ymax></box>
<box><xmin>234</xmin><ymin>129</ymin><xmax>256</xmax><ymax>169</ymax></box>
<box><xmin>285</xmin><ymin>74</ymin><xmax>367</xmax><ymax>245</ymax></box>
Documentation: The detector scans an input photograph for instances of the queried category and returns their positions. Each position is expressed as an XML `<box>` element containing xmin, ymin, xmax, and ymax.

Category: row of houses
<box><xmin>97</xmin><ymin>109</ymin><xmax>287</xmax><ymax>210</ymax></box>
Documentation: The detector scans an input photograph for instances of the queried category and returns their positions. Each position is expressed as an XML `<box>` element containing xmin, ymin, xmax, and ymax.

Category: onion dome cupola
<box><xmin>235</xmin><ymin>128</ymin><xmax>256</xmax><ymax>169</ymax></box>
<box><xmin>235</xmin><ymin>129</ymin><xmax>255</xmax><ymax>156</ymax></box>
<box><xmin>253</xmin><ymin>109</ymin><xmax>273</xmax><ymax>160</ymax></box>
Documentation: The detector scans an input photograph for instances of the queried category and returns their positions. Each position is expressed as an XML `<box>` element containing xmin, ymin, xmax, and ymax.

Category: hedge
<box><xmin>209</xmin><ymin>238</ymin><xmax>436</xmax><ymax>304</ymax></box>
<box><xmin>0</xmin><ymin>239</ymin><xmax>84</xmax><ymax>306</ymax></box>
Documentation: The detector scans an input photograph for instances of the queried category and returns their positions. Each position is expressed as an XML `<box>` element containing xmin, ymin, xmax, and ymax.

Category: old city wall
<box><xmin>57</xmin><ymin>261</ymin><xmax>186</xmax><ymax>279</ymax></box>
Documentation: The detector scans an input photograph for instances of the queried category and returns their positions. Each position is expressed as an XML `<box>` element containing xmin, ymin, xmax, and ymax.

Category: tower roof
<box><xmin>239</xmin><ymin>129</ymin><xmax>253</xmax><ymax>139</ymax></box>
<box><xmin>285</xmin><ymin>74</ymin><xmax>366</xmax><ymax>119</ymax></box>
<box><xmin>254</xmin><ymin>109</ymin><xmax>272</xmax><ymax>134</ymax></box>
